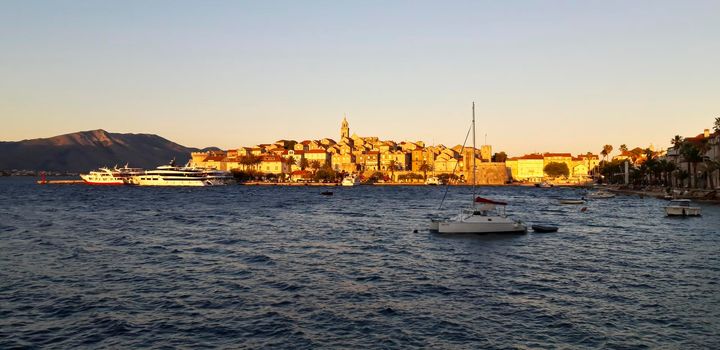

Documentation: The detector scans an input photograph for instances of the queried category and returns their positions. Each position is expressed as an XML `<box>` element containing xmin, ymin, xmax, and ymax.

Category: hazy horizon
<box><xmin>1</xmin><ymin>0</ymin><xmax>718</xmax><ymax>156</ymax></box>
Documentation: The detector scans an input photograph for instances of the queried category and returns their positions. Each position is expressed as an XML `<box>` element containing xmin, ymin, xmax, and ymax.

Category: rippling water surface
<box><xmin>1</xmin><ymin>178</ymin><xmax>719</xmax><ymax>349</ymax></box>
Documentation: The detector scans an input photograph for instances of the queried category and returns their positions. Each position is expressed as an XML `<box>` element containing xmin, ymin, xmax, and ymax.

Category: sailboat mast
<box><xmin>472</xmin><ymin>101</ymin><xmax>477</xmax><ymax>206</ymax></box>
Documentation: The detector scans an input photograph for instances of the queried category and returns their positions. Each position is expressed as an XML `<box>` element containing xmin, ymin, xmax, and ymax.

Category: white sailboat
<box><xmin>429</xmin><ymin>102</ymin><xmax>527</xmax><ymax>234</ymax></box>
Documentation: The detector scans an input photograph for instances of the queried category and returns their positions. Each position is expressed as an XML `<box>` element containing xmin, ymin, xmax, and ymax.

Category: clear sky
<box><xmin>1</xmin><ymin>0</ymin><xmax>718</xmax><ymax>156</ymax></box>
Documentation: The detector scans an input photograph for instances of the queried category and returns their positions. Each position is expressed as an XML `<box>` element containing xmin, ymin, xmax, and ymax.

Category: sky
<box><xmin>1</xmin><ymin>0</ymin><xmax>718</xmax><ymax>157</ymax></box>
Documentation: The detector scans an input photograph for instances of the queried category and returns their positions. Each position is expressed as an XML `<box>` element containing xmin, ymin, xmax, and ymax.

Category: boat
<box><xmin>535</xmin><ymin>181</ymin><xmax>553</xmax><ymax>188</ymax></box>
<box><xmin>559</xmin><ymin>198</ymin><xmax>585</xmax><ymax>205</ymax></box>
<box><xmin>532</xmin><ymin>224</ymin><xmax>559</xmax><ymax>233</ymax></box>
<box><xmin>80</xmin><ymin>165</ymin><xmax>144</xmax><ymax>185</ymax></box>
<box><xmin>429</xmin><ymin>102</ymin><xmax>527</xmax><ymax>234</ymax></box>
<box><xmin>341</xmin><ymin>174</ymin><xmax>359</xmax><ymax>187</ymax></box>
<box><xmin>425</xmin><ymin>176</ymin><xmax>442</xmax><ymax>186</ymax></box>
<box><xmin>587</xmin><ymin>190</ymin><xmax>615</xmax><ymax>199</ymax></box>
<box><xmin>665</xmin><ymin>199</ymin><xmax>701</xmax><ymax>217</ymax></box>
<box><xmin>80</xmin><ymin>167</ymin><xmax>125</xmax><ymax>185</ymax></box>
<box><xmin>130</xmin><ymin>160</ymin><xmax>232</xmax><ymax>186</ymax></box>
<box><xmin>321</xmin><ymin>191</ymin><xmax>333</xmax><ymax>196</ymax></box>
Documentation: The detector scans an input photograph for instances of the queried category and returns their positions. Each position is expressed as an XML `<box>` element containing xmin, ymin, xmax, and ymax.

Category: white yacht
<box><xmin>131</xmin><ymin>161</ymin><xmax>232</xmax><ymax>186</ymax></box>
<box><xmin>429</xmin><ymin>102</ymin><xmax>527</xmax><ymax>234</ymax></box>
<box><xmin>665</xmin><ymin>199</ymin><xmax>701</xmax><ymax>217</ymax></box>
<box><xmin>80</xmin><ymin>165</ymin><xmax>144</xmax><ymax>185</ymax></box>
<box><xmin>341</xmin><ymin>174</ymin><xmax>359</xmax><ymax>187</ymax></box>
<box><xmin>202</xmin><ymin>169</ymin><xmax>236</xmax><ymax>186</ymax></box>
<box><xmin>80</xmin><ymin>167</ymin><xmax>125</xmax><ymax>185</ymax></box>
<box><xmin>425</xmin><ymin>176</ymin><xmax>442</xmax><ymax>185</ymax></box>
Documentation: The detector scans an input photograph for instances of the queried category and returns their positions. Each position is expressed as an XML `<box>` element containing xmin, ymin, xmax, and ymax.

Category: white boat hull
<box><xmin>132</xmin><ymin>176</ymin><xmax>211</xmax><ymax>186</ymax></box>
<box><xmin>437</xmin><ymin>221</ymin><xmax>526</xmax><ymax>234</ymax></box>
<box><xmin>665</xmin><ymin>206</ymin><xmax>701</xmax><ymax>217</ymax></box>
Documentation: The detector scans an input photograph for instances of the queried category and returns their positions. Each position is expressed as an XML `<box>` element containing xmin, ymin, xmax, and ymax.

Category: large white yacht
<box><xmin>130</xmin><ymin>161</ymin><xmax>233</xmax><ymax>186</ymax></box>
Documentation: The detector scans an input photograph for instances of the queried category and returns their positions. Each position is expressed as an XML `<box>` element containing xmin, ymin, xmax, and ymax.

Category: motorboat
<box><xmin>587</xmin><ymin>190</ymin><xmax>615</xmax><ymax>199</ymax></box>
<box><xmin>665</xmin><ymin>199</ymin><xmax>701</xmax><ymax>217</ymax></box>
<box><xmin>341</xmin><ymin>175</ymin><xmax>359</xmax><ymax>187</ymax></box>
<box><xmin>428</xmin><ymin>102</ymin><xmax>526</xmax><ymax>234</ymax></box>
<box><xmin>425</xmin><ymin>176</ymin><xmax>442</xmax><ymax>185</ymax></box>
<box><xmin>535</xmin><ymin>181</ymin><xmax>553</xmax><ymax>188</ymax></box>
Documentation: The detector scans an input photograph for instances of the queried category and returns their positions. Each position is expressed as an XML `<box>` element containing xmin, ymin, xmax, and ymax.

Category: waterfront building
<box><xmin>304</xmin><ymin>149</ymin><xmax>330</xmax><ymax>167</ymax></box>
<box><xmin>259</xmin><ymin>154</ymin><xmax>289</xmax><ymax>174</ymax></box>
<box><xmin>505</xmin><ymin>154</ymin><xmax>545</xmax><ymax>182</ymax></box>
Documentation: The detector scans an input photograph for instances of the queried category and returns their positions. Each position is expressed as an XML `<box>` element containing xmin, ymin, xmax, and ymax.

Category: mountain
<box><xmin>0</xmin><ymin>130</ymin><xmax>209</xmax><ymax>172</ymax></box>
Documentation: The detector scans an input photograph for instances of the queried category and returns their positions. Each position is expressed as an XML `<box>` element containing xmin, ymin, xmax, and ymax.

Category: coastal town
<box><xmin>186</xmin><ymin>117</ymin><xmax>720</xmax><ymax>193</ymax></box>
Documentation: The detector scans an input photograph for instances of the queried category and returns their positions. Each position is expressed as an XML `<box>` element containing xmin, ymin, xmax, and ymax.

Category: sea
<box><xmin>1</xmin><ymin>178</ymin><xmax>719</xmax><ymax>349</ymax></box>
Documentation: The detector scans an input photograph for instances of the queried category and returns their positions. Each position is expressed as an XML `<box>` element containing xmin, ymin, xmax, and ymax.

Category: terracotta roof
<box><xmin>543</xmin><ymin>153</ymin><xmax>572</xmax><ymax>157</ymax></box>
<box><xmin>261</xmin><ymin>155</ymin><xmax>283</xmax><ymax>162</ymax></box>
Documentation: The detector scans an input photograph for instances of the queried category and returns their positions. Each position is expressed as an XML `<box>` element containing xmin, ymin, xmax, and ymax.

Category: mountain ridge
<box><xmin>0</xmin><ymin>130</ymin><xmax>212</xmax><ymax>172</ymax></box>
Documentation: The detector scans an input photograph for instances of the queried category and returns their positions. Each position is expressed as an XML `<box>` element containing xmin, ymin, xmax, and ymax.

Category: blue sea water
<box><xmin>1</xmin><ymin>178</ymin><xmax>719</xmax><ymax>349</ymax></box>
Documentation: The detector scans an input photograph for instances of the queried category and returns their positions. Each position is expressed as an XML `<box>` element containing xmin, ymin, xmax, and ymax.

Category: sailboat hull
<box><xmin>437</xmin><ymin>221</ymin><xmax>526</xmax><ymax>234</ymax></box>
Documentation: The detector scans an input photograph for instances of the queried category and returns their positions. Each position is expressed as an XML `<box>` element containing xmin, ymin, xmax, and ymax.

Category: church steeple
<box><xmin>341</xmin><ymin>114</ymin><xmax>350</xmax><ymax>139</ymax></box>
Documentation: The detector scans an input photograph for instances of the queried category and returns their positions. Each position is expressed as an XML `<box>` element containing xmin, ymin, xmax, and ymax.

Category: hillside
<box><xmin>0</xmin><ymin>130</ymin><xmax>207</xmax><ymax>172</ymax></box>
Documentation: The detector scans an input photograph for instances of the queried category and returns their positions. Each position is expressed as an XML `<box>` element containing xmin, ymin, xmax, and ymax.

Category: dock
<box><xmin>37</xmin><ymin>180</ymin><xmax>85</xmax><ymax>185</ymax></box>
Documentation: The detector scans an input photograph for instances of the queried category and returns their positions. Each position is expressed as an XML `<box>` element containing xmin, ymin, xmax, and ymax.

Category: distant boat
<box><xmin>425</xmin><ymin>176</ymin><xmax>442</xmax><ymax>186</ymax></box>
<box><xmin>559</xmin><ymin>198</ymin><xmax>585</xmax><ymax>205</ymax></box>
<box><xmin>429</xmin><ymin>102</ymin><xmax>526</xmax><ymax>234</ymax></box>
<box><xmin>665</xmin><ymin>199</ymin><xmax>701</xmax><ymax>217</ymax></box>
<box><xmin>341</xmin><ymin>175</ymin><xmax>358</xmax><ymax>187</ymax></box>
<box><xmin>587</xmin><ymin>190</ymin><xmax>615</xmax><ymax>199</ymax></box>
<box><xmin>532</xmin><ymin>224</ymin><xmax>559</xmax><ymax>233</ymax></box>
<box><xmin>535</xmin><ymin>181</ymin><xmax>553</xmax><ymax>188</ymax></box>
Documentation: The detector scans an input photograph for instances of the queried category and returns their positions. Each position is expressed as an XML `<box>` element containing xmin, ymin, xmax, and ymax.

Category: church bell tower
<box><xmin>341</xmin><ymin>115</ymin><xmax>350</xmax><ymax>139</ymax></box>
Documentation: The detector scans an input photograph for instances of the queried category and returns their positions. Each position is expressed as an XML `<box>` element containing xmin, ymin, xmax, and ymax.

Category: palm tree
<box><xmin>704</xmin><ymin>159</ymin><xmax>720</xmax><ymax>189</ymax></box>
<box><xmin>388</xmin><ymin>160</ymin><xmax>397</xmax><ymax>182</ymax></box>
<box><xmin>619</xmin><ymin>144</ymin><xmax>628</xmax><ymax>153</ymax></box>
<box><xmin>671</xmin><ymin>135</ymin><xmax>683</xmax><ymax>149</ymax></box>
<box><xmin>310</xmin><ymin>160</ymin><xmax>321</xmax><ymax>174</ymax></box>
<box><xmin>299</xmin><ymin>158</ymin><xmax>309</xmax><ymax>170</ymax></box>
<box><xmin>714</xmin><ymin>116</ymin><xmax>720</xmax><ymax>133</ymax></box>
<box><xmin>285</xmin><ymin>156</ymin><xmax>296</xmax><ymax>169</ymax></box>
<box><xmin>680</xmin><ymin>142</ymin><xmax>703</xmax><ymax>188</ymax></box>
<box><xmin>419</xmin><ymin>162</ymin><xmax>432</xmax><ymax>180</ymax></box>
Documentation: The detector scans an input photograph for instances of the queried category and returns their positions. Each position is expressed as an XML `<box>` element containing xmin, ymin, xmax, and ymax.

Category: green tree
<box><xmin>544</xmin><ymin>162</ymin><xmax>570</xmax><ymax>178</ymax></box>
<box><xmin>680</xmin><ymin>142</ymin><xmax>703</xmax><ymax>188</ymax></box>
<box><xmin>299</xmin><ymin>158</ymin><xmax>309</xmax><ymax>170</ymax></box>
<box><xmin>419</xmin><ymin>162</ymin><xmax>432</xmax><ymax>179</ymax></box>
<box><xmin>387</xmin><ymin>160</ymin><xmax>397</xmax><ymax>182</ymax></box>
<box><xmin>619</xmin><ymin>144</ymin><xmax>628</xmax><ymax>153</ymax></box>
<box><xmin>310</xmin><ymin>160</ymin><xmax>321</xmax><ymax>173</ymax></box>
<box><xmin>285</xmin><ymin>156</ymin><xmax>296</xmax><ymax>168</ymax></box>
<box><xmin>714</xmin><ymin>117</ymin><xmax>720</xmax><ymax>133</ymax></box>
<box><xmin>601</xmin><ymin>144</ymin><xmax>613</xmax><ymax>162</ymax></box>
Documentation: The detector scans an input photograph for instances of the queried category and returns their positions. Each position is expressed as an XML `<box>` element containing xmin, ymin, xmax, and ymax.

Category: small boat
<box><xmin>665</xmin><ymin>199</ymin><xmax>701</xmax><ymax>217</ymax></box>
<box><xmin>425</xmin><ymin>176</ymin><xmax>442</xmax><ymax>185</ymax></box>
<box><xmin>341</xmin><ymin>175</ymin><xmax>359</xmax><ymax>187</ymax></box>
<box><xmin>535</xmin><ymin>181</ymin><xmax>553</xmax><ymax>188</ymax></box>
<box><xmin>559</xmin><ymin>198</ymin><xmax>585</xmax><ymax>205</ymax></box>
<box><xmin>587</xmin><ymin>190</ymin><xmax>615</xmax><ymax>199</ymax></box>
<box><xmin>532</xmin><ymin>224</ymin><xmax>558</xmax><ymax>233</ymax></box>
<box><xmin>321</xmin><ymin>191</ymin><xmax>333</xmax><ymax>196</ymax></box>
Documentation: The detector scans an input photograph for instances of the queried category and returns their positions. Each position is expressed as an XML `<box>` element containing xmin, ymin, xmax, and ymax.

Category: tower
<box><xmin>341</xmin><ymin>115</ymin><xmax>350</xmax><ymax>139</ymax></box>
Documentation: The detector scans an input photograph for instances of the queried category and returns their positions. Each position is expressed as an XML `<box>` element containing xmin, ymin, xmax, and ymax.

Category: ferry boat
<box><xmin>80</xmin><ymin>167</ymin><xmax>125</xmax><ymax>185</ymax></box>
<box><xmin>80</xmin><ymin>165</ymin><xmax>144</xmax><ymax>185</ymax></box>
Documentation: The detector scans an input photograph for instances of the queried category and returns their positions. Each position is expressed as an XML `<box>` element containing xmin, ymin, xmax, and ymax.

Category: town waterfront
<box><xmin>1</xmin><ymin>177</ymin><xmax>719</xmax><ymax>348</ymax></box>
